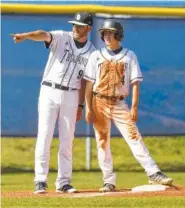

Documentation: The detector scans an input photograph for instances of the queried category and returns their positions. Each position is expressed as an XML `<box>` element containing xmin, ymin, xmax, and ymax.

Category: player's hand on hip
<box><xmin>76</xmin><ymin>107</ymin><xmax>83</xmax><ymax>122</ymax></box>
<box><xmin>85</xmin><ymin>110</ymin><xmax>95</xmax><ymax>124</ymax></box>
<box><xmin>130</xmin><ymin>106</ymin><xmax>138</xmax><ymax>122</ymax></box>
<box><xmin>10</xmin><ymin>33</ymin><xmax>26</xmax><ymax>43</ymax></box>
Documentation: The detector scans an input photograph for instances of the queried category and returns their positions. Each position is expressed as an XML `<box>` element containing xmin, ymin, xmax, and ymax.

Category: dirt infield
<box><xmin>2</xmin><ymin>185</ymin><xmax>185</xmax><ymax>198</ymax></box>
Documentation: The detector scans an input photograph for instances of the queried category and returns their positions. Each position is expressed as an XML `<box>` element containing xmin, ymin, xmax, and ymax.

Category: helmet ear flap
<box><xmin>115</xmin><ymin>31</ymin><xmax>124</xmax><ymax>41</ymax></box>
<box><xmin>114</xmin><ymin>33</ymin><xmax>119</xmax><ymax>41</ymax></box>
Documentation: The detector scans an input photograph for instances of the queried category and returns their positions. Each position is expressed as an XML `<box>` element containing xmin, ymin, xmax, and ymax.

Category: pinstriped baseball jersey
<box><xmin>84</xmin><ymin>47</ymin><xmax>143</xmax><ymax>98</ymax></box>
<box><xmin>42</xmin><ymin>30</ymin><xmax>96</xmax><ymax>89</ymax></box>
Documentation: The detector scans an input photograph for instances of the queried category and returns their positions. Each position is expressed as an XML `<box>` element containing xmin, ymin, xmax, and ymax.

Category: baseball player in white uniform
<box><xmin>11</xmin><ymin>12</ymin><xmax>96</xmax><ymax>194</ymax></box>
<box><xmin>84</xmin><ymin>19</ymin><xmax>173</xmax><ymax>192</ymax></box>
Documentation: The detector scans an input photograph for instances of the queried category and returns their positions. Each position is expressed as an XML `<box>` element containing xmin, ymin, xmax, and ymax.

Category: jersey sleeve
<box><xmin>129</xmin><ymin>52</ymin><xmax>143</xmax><ymax>84</ymax></box>
<box><xmin>45</xmin><ymin>30</ymin><xmax>64</xmax><ymax>50</ymax></box>
<box><xmin>83</xmin><ymin>51</ymin><xmax>97</xmax><ymax>83</ymax></box>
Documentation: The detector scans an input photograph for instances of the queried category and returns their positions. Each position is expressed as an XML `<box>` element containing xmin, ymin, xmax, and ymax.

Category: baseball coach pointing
<box><xmin>11</xmin><ymin>12</ymin><xmax>96</xmax><ymax>194</ymax></box>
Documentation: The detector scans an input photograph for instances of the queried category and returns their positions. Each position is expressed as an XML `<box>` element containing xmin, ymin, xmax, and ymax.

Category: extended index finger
<box><xmin>10</xmin><ymin>34</ymin><xmax>16</xmax><ymax>37</ymax></box>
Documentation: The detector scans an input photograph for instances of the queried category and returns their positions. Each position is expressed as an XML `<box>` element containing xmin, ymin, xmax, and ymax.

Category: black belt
<box><xmin>42</xmin><ymin>81</ymin><xmax>77</xmax><ymax>91</ymax></box>
<box><xmin>93</xmin><ymin>92</ymin><xmax>124</xmax><ymax>102</ymax></box>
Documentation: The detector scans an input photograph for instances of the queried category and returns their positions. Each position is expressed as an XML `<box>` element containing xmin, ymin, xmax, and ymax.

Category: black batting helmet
<box><xmin>99</xmin><ymin>19</ymin><xmax>124</xmax><ymax>42</ymax></box>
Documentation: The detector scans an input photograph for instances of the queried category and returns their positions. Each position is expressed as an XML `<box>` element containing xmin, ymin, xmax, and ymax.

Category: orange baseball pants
<box><xmin>92</xmin><ymin>96</ymin><xmax>160</xmax><ymax>185</ymax></box>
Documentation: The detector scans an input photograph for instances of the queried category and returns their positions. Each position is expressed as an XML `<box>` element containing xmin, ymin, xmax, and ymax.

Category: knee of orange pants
<box><xmin>95</xmin><ymin>130</ymin><xmax>110</xmax><ymax>150</ymax></box>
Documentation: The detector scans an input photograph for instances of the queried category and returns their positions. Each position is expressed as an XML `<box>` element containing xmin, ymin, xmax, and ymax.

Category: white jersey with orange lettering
<box><xmin>84</xmin><ymin>47</ymin><xmax>161</xmax><ymax>186</ymax></box>
<box><xmin>84</xmin><ymin>47</ymin><xmax>143</xmax><ymax>97</ymax></box>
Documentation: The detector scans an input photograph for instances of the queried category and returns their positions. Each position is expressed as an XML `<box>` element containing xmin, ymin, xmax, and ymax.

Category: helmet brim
<box><xmin>99</xmin><ymin>28</ymin><xmax>117</xmax><ymax>32</ymax></box>
<box><xmin>68</xmin><ymin>20</ymin><xmax>88</xmax><ymax>26</ymax></box>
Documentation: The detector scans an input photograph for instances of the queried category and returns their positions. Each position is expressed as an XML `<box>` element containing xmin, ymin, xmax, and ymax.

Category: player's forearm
<box><xmin>131</xmin><ymin>81</ymin><xmax>139</xmax><ymax>109</ymax></box>
<box><xmin>78</xmin><ymin>79</ymin><xmax>86</xmax><ymax>105</ymax></box>
<box><xmin>85</xmin><ymin>81</ymin><xmax>93</xmax><ymax>111</ymax></box>
<box><xmin>22</xmin><ymin>30</ymin><xmax>50</xmax><ymax>42</ymax></box>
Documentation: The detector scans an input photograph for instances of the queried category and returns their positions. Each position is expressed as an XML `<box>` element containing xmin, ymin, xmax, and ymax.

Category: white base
<box><xmin>131</xmin><ymin>184</ymin><xmax>169</xmax><ymax>192</ymax></box>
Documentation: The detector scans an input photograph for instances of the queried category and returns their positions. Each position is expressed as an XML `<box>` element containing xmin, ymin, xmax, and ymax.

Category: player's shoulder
<box><xmin>50</xmin><ymin>30</ymin><xmax>64</xmax><ymax>35</ymax></box>
<box><xmin>89</xmin><ymin>49</ymin><xmax>101</xmax><ymax>59</ymax></box>
<box><xmin>125</xmin><ymin>48</ymin><xmax>137</xmax><ymax>59</ymax></box>
<box><xmin>61</xmin><ymin>31</ymin><xmax>73</xmax><ymax>41</ymax></box>
<box><xmin>67</xmin><ymin>31</ymin><xmax>73</xmax><ymax>37</ymax></box>
<box><xmin>50</xmin><ymin>30</ymin><xmax>70</xmax><ymax>41</ymax></box>
<box><xmin>51</xmin><ymin>30</ymin><xmax>72</xmax><ymax>37</ymax></box>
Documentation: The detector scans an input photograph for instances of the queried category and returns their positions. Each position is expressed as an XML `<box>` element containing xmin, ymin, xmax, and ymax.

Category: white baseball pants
<box><xmin>34</xmin><ymin>85</ymin><xmax>78</xmax><ymax>189</ymax></box>
<box><xmin>92</xmin><ymin>96</ymin><xmax>160</xmax><ymax>186</ymax></box>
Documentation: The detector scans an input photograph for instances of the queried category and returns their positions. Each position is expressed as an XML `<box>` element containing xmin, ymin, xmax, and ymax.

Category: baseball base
<box><xmin>131</xmin><ymin>184</ymin><xmax>169</xmax><ymax>192</ymax></box>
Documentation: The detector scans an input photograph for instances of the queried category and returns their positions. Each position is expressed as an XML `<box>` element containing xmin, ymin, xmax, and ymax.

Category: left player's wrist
<box><xmin>78</xmin><ymin>104</ymin><xmax>84</xmax><ymax>110</ymax></box>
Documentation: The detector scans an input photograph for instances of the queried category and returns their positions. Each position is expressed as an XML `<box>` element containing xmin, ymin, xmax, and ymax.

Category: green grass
<box><xmin>1</xmin><ymin>137</ymin><xmax>185</xmax><ymax>208</ymax></box>
<box><xmin>2</xmin><ymin>196</ymin><xmax>185</xmax><ymax>208</ymax></box>
<box><xmin>2</xmin><ymin>136</ymin><xmax>185</xmax><ymax>172</ymax></box>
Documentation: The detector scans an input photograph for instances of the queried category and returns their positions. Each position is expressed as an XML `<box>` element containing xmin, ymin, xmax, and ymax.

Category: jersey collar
<box><xmin>100</xmin><ymin>47</ymin><xmax>127</xmax><ymax>61</ymax></box>
<box><xmin>71</xmin><ymin>36</ymin><xmax>91</xmax><ymax>55</ymax></box>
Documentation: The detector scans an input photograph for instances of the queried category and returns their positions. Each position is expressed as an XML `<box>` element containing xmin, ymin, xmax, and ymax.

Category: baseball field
<box><xmin>2</xmin><ymin>136</ymin><xmax>185</xmax><ymax>208</ymax></box>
